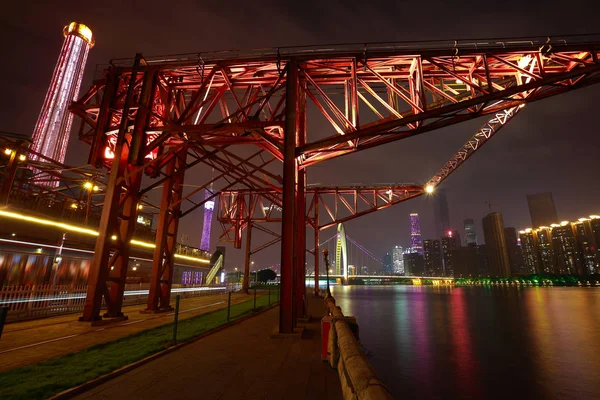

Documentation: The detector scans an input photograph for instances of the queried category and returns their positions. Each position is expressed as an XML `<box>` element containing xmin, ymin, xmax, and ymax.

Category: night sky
<box><xmin>2</xmin><ymin>1</ymin><xmax>600</xmax><ymax>270</ymax></box>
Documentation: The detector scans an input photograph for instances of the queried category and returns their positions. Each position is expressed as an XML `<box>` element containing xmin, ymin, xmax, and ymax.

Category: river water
<box><xmin>330</xmin><ymin>285</ymin><xmax>600</xmax><ymax>399</ymax></box>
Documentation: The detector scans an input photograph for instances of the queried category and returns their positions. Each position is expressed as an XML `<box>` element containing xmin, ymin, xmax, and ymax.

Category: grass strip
<box><xmin>0</xmin><ymin>291</ymin><xmax>278</xmax><ymax>400</ymax></box>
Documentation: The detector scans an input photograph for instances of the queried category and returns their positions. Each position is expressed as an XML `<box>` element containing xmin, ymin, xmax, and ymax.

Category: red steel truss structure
<box><xmin>71</xmin><ymin>35</ymin><xmax>600</xmax><ymax>331</ymax></box>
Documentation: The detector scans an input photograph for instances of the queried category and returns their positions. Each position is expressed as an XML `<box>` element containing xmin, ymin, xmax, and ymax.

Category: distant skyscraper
<box><xmin>30</xmin><ymin>22</ymin><xmax>94</xmax><ymax>183</ymax></box>
<box><xmin>392</xmin><ymin>246</ymin><xmax>404</xmax><ymax>275</ymax></box>
<box><xmin>200</xmin><ymin>186</ymin><xmax>215</xmax><ymax>252</ymax></box>
<box><xmin>433</xmin><ymin>189</ymin><xmax>450</xmax><ymax>239</ymax></box>
<box><xmin>551</xmin><ymin>223</ymin><xmax>581</xmax><ymax>275</ymax></box>
<box><xmin>464</xmin><ymin>218</ymin><xmax>477</xmax><ymax>245</ymax></box>
<box><xmin>527</xmin><ymin>193</ymin><xmax>559</xmax><ymax>228</ymax></box>
<box><xmin>519</xmin><ymin>230</ymin><xmax>540</xmax><ymax>274</ymax></box>
<box><xmin>403</xmin><ymin>250</ymin><xmax>425</xmax><ymax>276</ymax></box>
<box><xmin>410</xmin><ymin>213</ymin><xmax>424</xmax><ymax>254</ymax></box>
<box><xmin>441</xmin><ymin>233</ymin><xmax>459</xmax><ymax>276</ymax></box>
<box><xmin>482</xmin><ymin>212</ymin><xmax>511</xmax><ymax>277</ymax></box>
<box><xmin>423</xmin><ymin>239</ymin><xmax>443</xmax><ymax>276</ymax></box>
<box><xmin>383</xmin><ymin>253</ymin><xmax>393</xmax><ymax>275</ymax></box>
<box><xmin>504</xmin><ymin>227</ymin><xmax>525</xmax><ymax>274</ymax></box>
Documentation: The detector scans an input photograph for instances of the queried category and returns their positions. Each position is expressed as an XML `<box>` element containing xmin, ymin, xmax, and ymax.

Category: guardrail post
<box><xmin>172</xmin><ymin>294</ymin><xmax>180</xmax><ymax>345</ymax></box>
<box><xmin>0</xmin><ymin>307</ymin><xmax>8</xmax><ymax>339</ymax></box>
<box><xmin>227</xmin><ymin>291</ymin><xmax>232</xmax><ymax>322</ymax></box>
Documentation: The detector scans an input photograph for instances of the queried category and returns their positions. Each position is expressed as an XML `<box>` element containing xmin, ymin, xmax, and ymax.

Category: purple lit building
<box><xmin>410</xmin><ymin>213</ymin><xmax>424</xmax><ymax>254</ymax></box>
<box><xmin>200</xmin><ymin>187</ymin><xmax>215</xmax><ymax>252</ymax></box>
<box><xmin>30</xmin><ymin>22</ymin><xmax>94</xmax><ymax>184</ymax></box>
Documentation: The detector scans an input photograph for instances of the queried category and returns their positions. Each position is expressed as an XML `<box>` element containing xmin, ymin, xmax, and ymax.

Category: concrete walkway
<box><xmin>74</xmin><ymin>296</ymin><xmax>342</xmax><ymax>400</ymax></box>
<box><xmin>0</xmin><ymin>292</ymin><xmax>260</xmax><ymax>373</ymax></box>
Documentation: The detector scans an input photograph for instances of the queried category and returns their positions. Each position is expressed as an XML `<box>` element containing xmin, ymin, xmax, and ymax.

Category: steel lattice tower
<box><xmin>30</xmin><ymin>22</ymin><xmax>94</xmax><ymax>178</ymax></box>
<box><xmin>200</xmin><ymin>186</ymin><xmax>215</xmax><ymax>252</ymax></box>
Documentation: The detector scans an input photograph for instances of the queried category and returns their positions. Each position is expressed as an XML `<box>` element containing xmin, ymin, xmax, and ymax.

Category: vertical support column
<box><xmin>279</xmin><ymin>59</ymin><xmax>298</xmax><ymax>334</ymax></box>
<box><xmin>295</xmin><ymin>78</ymin><xmax>307</xmax><ymax>318</ymax></box>
<box><xmin>314</xmin><ymin>196</ymin><xmax>320</xmax><ymax>297</ymax></box>
<box><xmin>146</xmin><ymin>149</ymin><xmax>187</xmax><ymax>311</ymax></box>
<box><xmin>350</xmin><ymin>58</ymin><xmax>359</xmax><ymax>128</ymax></box>
<box><xmin>159</xmin><ymin>152</ymin><xmax>186</xmax><ymax>309</ymax></box>
<box><xmin>242</xmin><ymin>220</ymin><xmax>252</xmax><ymax>294</ymax></box>
<box><xmin>80</xmin><ymin>54</ymin><xmax>150</xmax><ymax>322</ymax></box>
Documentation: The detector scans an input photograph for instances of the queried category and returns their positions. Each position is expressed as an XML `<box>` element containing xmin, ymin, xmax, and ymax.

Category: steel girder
<box><xmin>72</xmin><ymin>37</ymin><xmax>600</xmax><ymax>173</ymax></box>
<box><xmin>217</xmin><ymin>185</ymin><xmax>424</xmax><ymax>240</ymax></box>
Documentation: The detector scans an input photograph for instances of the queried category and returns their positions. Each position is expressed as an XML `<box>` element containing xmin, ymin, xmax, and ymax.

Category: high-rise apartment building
<box><xmin>441</xmin><ymin>233</ymin><xmax>459</xmax><ymax>277</ymax></box>
<box><xmin>519</xmin><ymin>229</ymin><xmax>540</xmax><ymax>274</ymax></box>
<box><xmin>433</xmin><ymin>189</ymin><xmax>450</xmax><ymax>239</ymax></box>
<box><xmin>464</xmin><ymin>218</ymin><xmax>477</xmax><ymax>245</ymax></box>
<box><xmin>536</xmin><ymin>227</ymin><xmax>556</xmax><ymax>273</ymax></box>
<box><xmin>504</xmin><ymin>227</ymin><xmax>525</xmax><ymax>274</ymax></box>
<box><xmin>482</xmin><ymin>212</ymin><xmax>511</xmax><ymax>277</ymax></box>
<box><xmin>551</xmin><ymin>222</ymin><xmax>581</xmax><ymax>275</ymax></box>
<box><xmin>423</xmin><ymin>239</ymin><xmax>443</xmax><ymax>276</ymax></box>
<box><xmin>527</xmin><ymin>193</ymin><xmax>559</xmax><ymax>228</ymax></box>
<box><xmin>31</xmin><ymin>22</ymin><xmax>94</xmax><ymax>185</ymax></box>
<box><xmin>403</xmin><ymin>250</ymin><xmax>425</xmax><ymax>276</ymax></box>
<box><xmin>409</xmin><ymin>213</ymin><xmax>424</xmax><ymax>254</ymax></box>
<box><xmin>383</xmin><ymin>253</ymin><xmax>393</xmax><ymax>275</ymax></box>
<box><xmin>392</xmin><ymin>245</ymin><xmax>404</xmax><ymax>275</ymax></box>
<box><xmin>519</xmin><ymin>215</ymin><xmax>600</xmax><ymax>276</ymax></box>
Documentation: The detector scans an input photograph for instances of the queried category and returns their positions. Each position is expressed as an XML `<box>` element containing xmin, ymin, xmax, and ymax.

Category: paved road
<box><xmin>0</xmin><ymin>292</ymin><xmax>259</xmax><ymax>373</ymax></box>
<box><xmin>74</xmin><ymin>296</ymin><xmax>342</xmax><ymax>400</ymax></box>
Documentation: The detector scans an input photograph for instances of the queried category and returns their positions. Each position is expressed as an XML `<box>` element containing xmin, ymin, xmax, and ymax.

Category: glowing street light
<box><xmin>92</xmin><ymin>185</ymin><xmax>99</xmax><ymax>192</ymax></box>
<box><xmin>83</xmin><ymin>182</ymin><xmax>93</xmax><ymax>190</ymax></box>
<box><xmin>18</xmin><ymin>154</ymin><xmax>27</xmax><ymax>161</ymax></box>
<box><xmin>425</xmin><ymin>184</ymin><xmax>435</xmax><ymax>194</ymax></box>
<box><xmin>4</xmin><ymin>148</ymin><xmax>12</xmax><ymax>155</ymax></box>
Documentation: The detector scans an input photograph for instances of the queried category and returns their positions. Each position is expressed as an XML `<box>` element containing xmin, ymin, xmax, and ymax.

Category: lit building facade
<box><xmin>30</xmin><ymin>22</ymin><xmax>94</xmax><ymax>181</ymax></box>
<box><xmin>482</xmin><ymin>212</ymin><xmax>511</xmax><ymax>277</ymax></box>
<box><xmin>551</xmin><ymin>222</ymin><xmax>581</xmax><ymax>275</ymax></box>
<box><xmin>464</xmin><ymin>218</ymin><xmax>477</xmax><ymax>245</ymax></box>
<box><xmin>518</xmin><ymin>214</ymin><xmax>600</xmax><ymax>275</ymax></box>
<box><xmin>423</xmin><ymin>239</ymin><xmax>443</xmax><ymax>276</ymax></box>
<box><xmin>409</xmin><ymin>213</ymin><xmax>424</xmax><ymax>254</ymax></box>
<box><xmin>392</xmin><ymin>245</ymin><xmax>404</xmax><ymax>275</ymax></box>
<box><xmin>519</xmin><ymin>229</ymin><xmax>540</xmax><ymax>274</ymax></box>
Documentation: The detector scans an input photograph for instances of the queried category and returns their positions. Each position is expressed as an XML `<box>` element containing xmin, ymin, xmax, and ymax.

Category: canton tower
<box><xmin>30</xmin><ymin>22</ymin><xmax>94</xmax><ymax>173</ymax></box>
<box><xmin>410</xmin><ymin>213</ymin><xmax>424</xmax><ymax>254</ymax></box>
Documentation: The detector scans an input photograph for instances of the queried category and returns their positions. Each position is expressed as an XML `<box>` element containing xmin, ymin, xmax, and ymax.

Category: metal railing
<box><xmin>0</xmin><ymin>283</ymin><xmax>230</xmax><ymax>322</ymax></box>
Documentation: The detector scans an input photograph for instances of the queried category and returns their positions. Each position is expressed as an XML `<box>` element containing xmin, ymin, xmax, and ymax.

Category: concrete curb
<box><xmin>48</xmin><ymin>303</ymin><xmax>280</xmax><ymax>400</ymax></box>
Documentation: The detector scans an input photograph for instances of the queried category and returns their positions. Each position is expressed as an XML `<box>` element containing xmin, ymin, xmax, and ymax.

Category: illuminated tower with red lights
<box><xmin>30</xmin><ymin>22</ymin><xmax>94</xmax><ymax>174</ymax></box>
<box><xmin>410</xmin><ymin>213</ymin><xmax>424</xmax><ymax>254</ymax></box>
